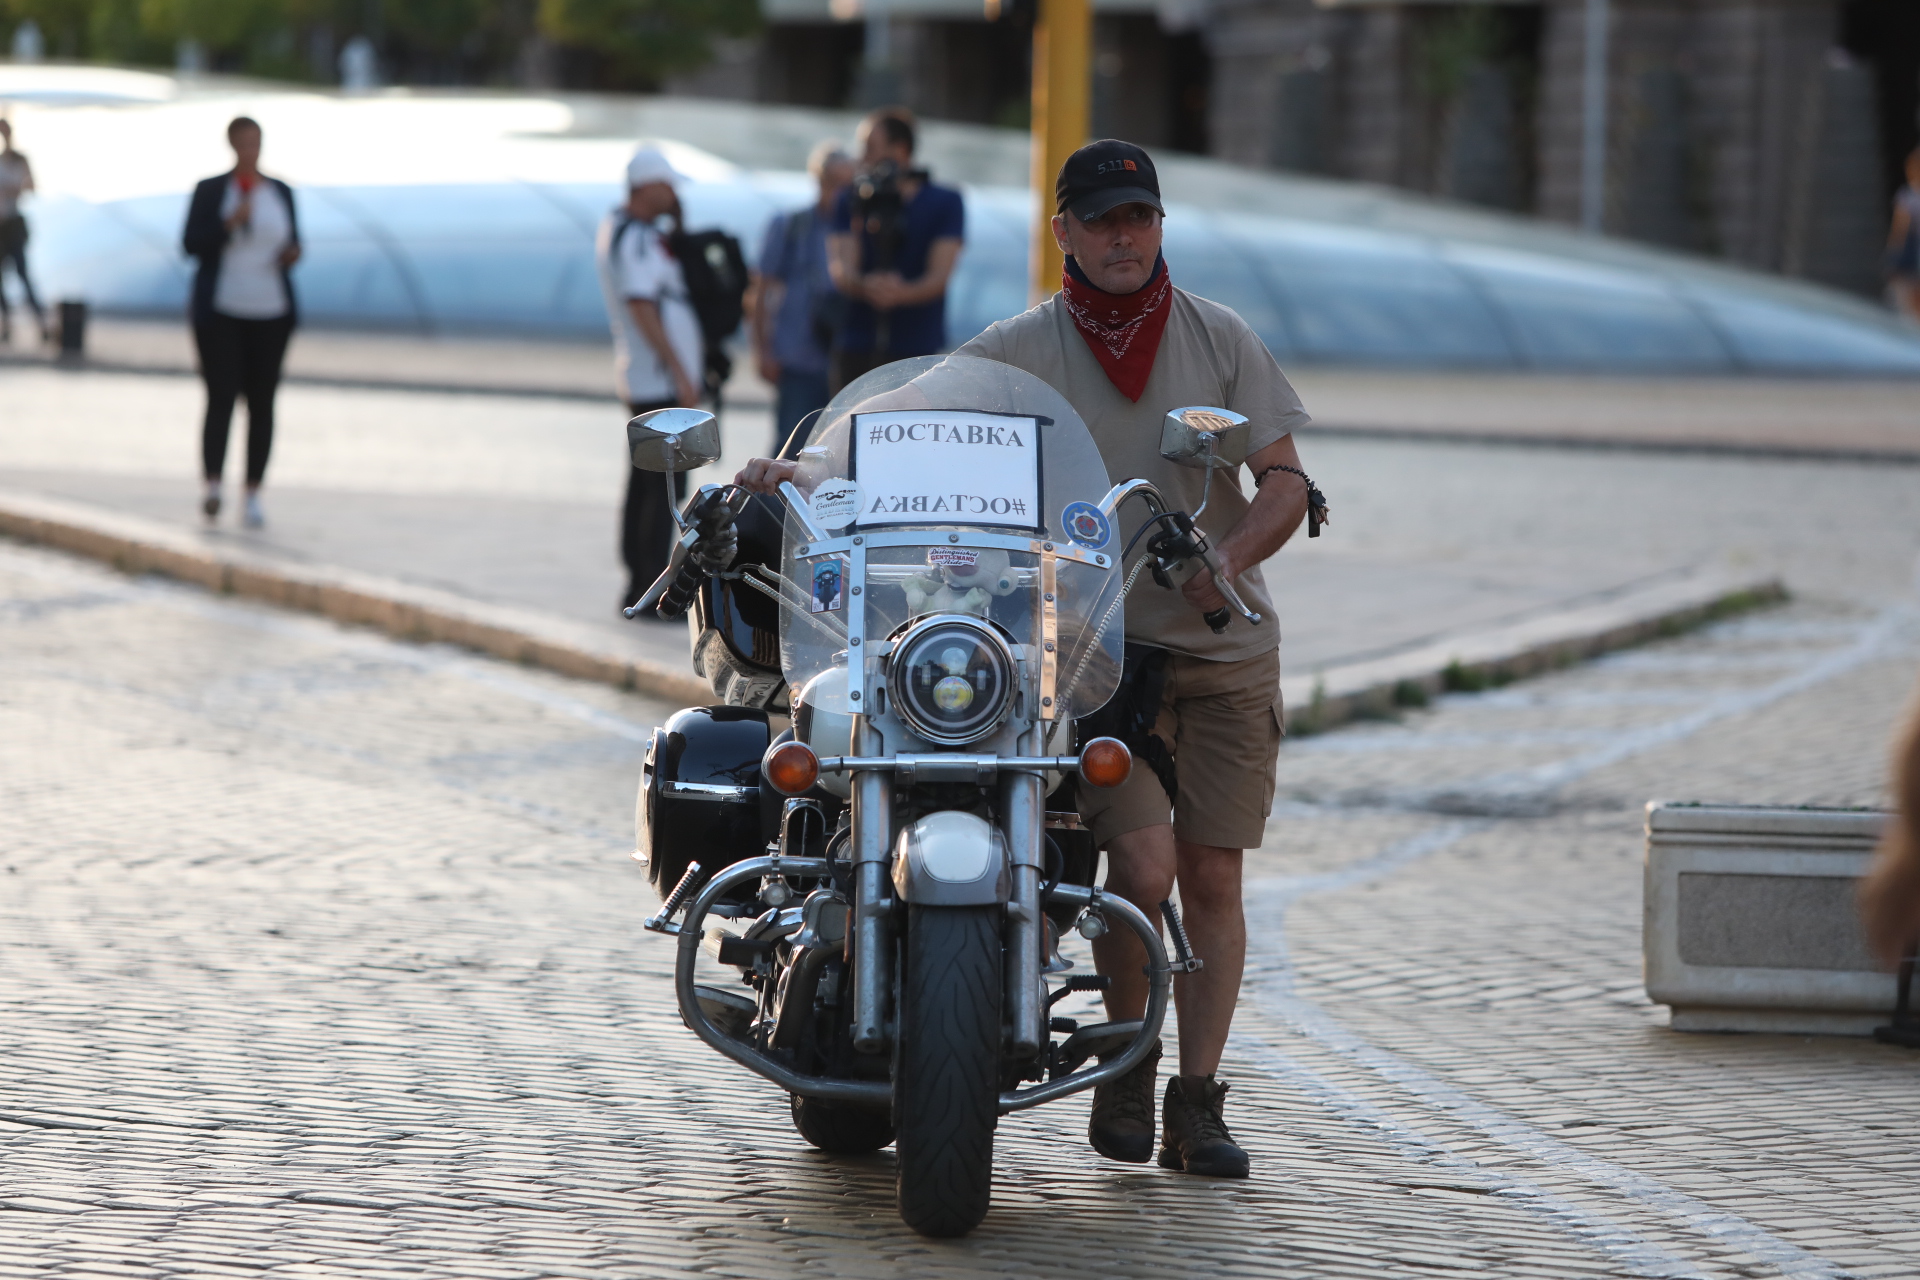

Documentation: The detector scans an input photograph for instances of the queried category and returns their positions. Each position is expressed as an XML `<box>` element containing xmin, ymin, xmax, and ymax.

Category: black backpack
<box><xmin>668</xmin><ymin>226</ymin><xmax>748</xmax><ymax>387</ymax></box>
<box><xmin>613</xmin><ymin>220</ymin><xmax>749</xmax><ymax>393</ymax></box>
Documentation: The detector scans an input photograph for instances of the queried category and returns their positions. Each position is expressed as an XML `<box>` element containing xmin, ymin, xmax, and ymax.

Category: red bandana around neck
<box><xmin>1059</xmin><ymin>254</ymin><xmax>1172</xmax><ymax>402</ymax></box>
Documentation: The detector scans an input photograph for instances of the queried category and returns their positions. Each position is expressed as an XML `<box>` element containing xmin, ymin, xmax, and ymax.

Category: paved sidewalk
<box><xmin>4</xmin><ymin>363</ymin><xmax>1918</xmax><ymax>690</ymax></box>
<box><xmin>10</xmin><ymin>316</ymin><xmax>1920</xmax><ymax>456</ymax></box>
<box><xmin>2</xmin><ymin>530</ymin><xmax>1915</xmax><ymax>1277</ymax></box>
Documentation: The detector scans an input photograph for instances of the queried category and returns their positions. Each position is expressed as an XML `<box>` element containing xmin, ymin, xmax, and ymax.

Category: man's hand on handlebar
<box><xmin>735</xmin><ymin>457</ymin><xmax>797</xmax><ymax>495</ymax></box>
<box><xmin>1179</xmin><ymin>550</ymin><xmax>1235</xmax><ymax>616</ymax></box>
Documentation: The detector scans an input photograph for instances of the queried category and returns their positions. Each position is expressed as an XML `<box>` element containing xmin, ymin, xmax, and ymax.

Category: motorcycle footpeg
<box><xmin>1052</xmin><ymin>1019</ymin><xmax>1146</xmax><ymax>1078</ymax></box>
<box><xmin>694</xmin><ymin>984</ymin><xmax>757</xmax><ymax>1040</ymax></box>
<box><xmin>702</xmin><ymin>927</ymin><xmax>776</xmax><ymax>968</ymax></box>
<box><xmin>645</xmin><ymin>860</ymin><xmax>704</xmax><ymax>934</ymax></box>
<box><xmin>1046</xmin><ymin>973</ymin><xmax>1112</xmax><ymax>1007</ymax></box>
<box><xmin>1159</xmin><ymin>899</ymin><xmax>1205</xmax><ymax>974</ymax></box>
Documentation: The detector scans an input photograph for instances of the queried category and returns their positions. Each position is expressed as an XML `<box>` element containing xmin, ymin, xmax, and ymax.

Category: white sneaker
<box><xmin>243</xmin><ymin>492</ymin><xmax>264</xmax><ymax>528</ymax></box>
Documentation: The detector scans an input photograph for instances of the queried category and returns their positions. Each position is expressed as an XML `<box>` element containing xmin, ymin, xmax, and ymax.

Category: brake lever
<box><xmin>1144</xmin><ymin>515</ymin><xmax>1262</xmax><ymax>631</ymax></box>
<box><xmin>1194</xmin><ymin>546</ymin><xmax>1261</xmax><ymax>628</ymax></box>
<box><xmin>627</xmin><ymin>534</ymin><xmax>694</xmax><ymax>616</ymax></box>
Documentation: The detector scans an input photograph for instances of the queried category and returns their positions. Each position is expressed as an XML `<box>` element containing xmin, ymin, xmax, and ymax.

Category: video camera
<box><xmin>850</xmin><ymin>158</ymin><xmax>930</xmax><ymax>274</ymax></box>
<box><xmin>848</xmin><ymin>159</ymin><xmax>931</xmax><ymax>356</ymax></box>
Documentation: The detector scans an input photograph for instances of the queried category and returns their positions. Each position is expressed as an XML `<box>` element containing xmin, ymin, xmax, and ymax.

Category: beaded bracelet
<box><xmin>1253</xmin><ymin>463</ymin><xmax>1329</xmax><ymax>538</ymax></box>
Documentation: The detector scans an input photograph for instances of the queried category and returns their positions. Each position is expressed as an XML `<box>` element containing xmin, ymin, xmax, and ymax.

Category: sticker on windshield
<box><xmin>810</xmin><ymin>479</ymin><xmax>862</xmax><ymax>531</ymax></box>
<box><xmin>1061</xmin><ymin>501</ymin><xmax>1111</xmax><ymax>550</ymax></box>
<box><xmin>926</xmin><ymin>547</ymin><xmax>980</xmax><ymax>568</ymax></box>
<box><xmin>810</xmin><ymin>559</ymin><xmax>846</xmax><ymax>614</ymax></box>
<box><xmin>849</xmin><ymin>411</ymin><xmax>1041</xmax><ymax>531</ymax></box>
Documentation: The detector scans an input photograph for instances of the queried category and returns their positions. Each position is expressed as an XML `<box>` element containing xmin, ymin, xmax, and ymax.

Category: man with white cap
<box><xmin>598</xmin><ymin>144</ymin><xmax>706</xmax><ymax>613</ymax></box>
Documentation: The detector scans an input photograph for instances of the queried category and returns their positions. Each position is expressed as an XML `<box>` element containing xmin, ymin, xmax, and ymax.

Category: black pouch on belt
<box><xmin>1074</xmin><ymin>643</ymin><xmax>1178</xmax><ymax>804</ymax></box>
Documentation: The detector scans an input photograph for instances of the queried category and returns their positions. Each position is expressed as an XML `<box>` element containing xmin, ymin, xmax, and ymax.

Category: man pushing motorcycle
<box><xmin>737</xmin><ymin>139</ymin><xmax>1323</xmax><ymax>1180</ymax></box>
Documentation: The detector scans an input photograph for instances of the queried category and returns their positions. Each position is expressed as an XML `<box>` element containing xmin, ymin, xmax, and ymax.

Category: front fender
<box><xmin>891</xmin><ymin>810</ymin><xmax>1010</xmax><ymax>906</ymax></box>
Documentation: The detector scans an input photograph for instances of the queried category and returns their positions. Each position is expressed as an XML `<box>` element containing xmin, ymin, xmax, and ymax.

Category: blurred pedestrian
<box><xmin>826</xmin><ymin>107</ymin><xmax>964</xmax><ymax>392</ymax></box>
<box><xmin>1885</xmin><ymin>148</ymin><xmax>1920</xmax><ymax>323</ymax></box>
<box><xmin>0</xmin><ymin>117</ymin><xmax>48</xmax><ymax>346</ymax></box>
<box><xmin>751</xmin><ymin>140</ymin><xmax>854</xmax><ymax>453</ymax></box>
<box><xmin>597</xmin><ymin>145</ymin><xmax>704</xmax><ymax>614</ymax></box>
<box><xmin>182</xmin><ymin>116</ymin><xmax>301</xmax><ymax>528</ymax></box>
<box><xmin>1860</xmin><ymin>673</ymin><xmax>1920</xmax><ymax>967</ymax></box>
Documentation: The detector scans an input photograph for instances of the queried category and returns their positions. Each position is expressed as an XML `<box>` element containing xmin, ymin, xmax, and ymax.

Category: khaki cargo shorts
<box><xmin>1076</xmin><ymin>646</ymin><xmax>1284</xmax><ymax>851</ymax></box>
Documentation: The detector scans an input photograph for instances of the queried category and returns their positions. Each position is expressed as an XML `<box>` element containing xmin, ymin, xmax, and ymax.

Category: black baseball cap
<box><xmin>1055</xmin><ymin>139</ymin><xmax>1163</xmax><ymax>221</ymax></box>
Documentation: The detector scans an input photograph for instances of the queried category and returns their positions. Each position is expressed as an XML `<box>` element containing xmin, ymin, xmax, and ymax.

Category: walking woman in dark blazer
<box><xmin>182</xmin><ymin>116</ymin><xmax>300</xmax><ymax>528</ymax></box>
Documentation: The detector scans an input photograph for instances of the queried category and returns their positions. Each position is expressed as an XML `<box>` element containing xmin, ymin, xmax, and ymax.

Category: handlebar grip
<box><xmin>656</xmin><ymin>564</ymin><xmax>705</xmax><ymax>620</ymax></box>
<box><xmin>1203</xmin><ymin>607</ymin><xmax>1230</xmax><ymax>634</ymax></box>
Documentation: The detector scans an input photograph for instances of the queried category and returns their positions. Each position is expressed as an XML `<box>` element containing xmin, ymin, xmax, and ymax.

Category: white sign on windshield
<box><xmin>849</xmin><ymin>410</ymin><xmax>1041</xmax><ymax>530</ymax></box>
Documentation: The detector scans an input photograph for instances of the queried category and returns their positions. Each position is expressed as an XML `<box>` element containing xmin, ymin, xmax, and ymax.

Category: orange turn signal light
<box><xmin>1078</xmin><ymin>737</ymin><xmax>1132</xmax><ymax>789</ymax></box>
<box><xmin>763</xmin><ymin>740</ymin><xmax>821</xmax><ymax>796</ymax></box>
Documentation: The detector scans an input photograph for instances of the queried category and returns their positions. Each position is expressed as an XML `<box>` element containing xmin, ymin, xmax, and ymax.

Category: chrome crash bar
<box><xmin>670</xmin><ymin>858</ymin><xmax>1172</xmax><ymax>1115</ymax></box>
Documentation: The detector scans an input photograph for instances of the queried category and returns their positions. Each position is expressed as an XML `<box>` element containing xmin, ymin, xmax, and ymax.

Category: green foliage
<box><xmin>141</xmin><ymin>0</ymin><xmax>270</xmax><ymax>48</ymax></box>
<box><xmin>1</xmin><ymin>0</ymin><xmax>753</xmax><ymax>89</ymax></box>
<box><xmin>536</xmin><ymin>0</ymin><xmax>756</xmax><ymax>88</ymax></box>
<box><xmin>1391</xmin><ymin>678</ymin><xmax>1430</xmax><ymax>709</ymax></box>
<box><xmin>1414</xmin><ymin>6</ymin><xmax>1499</xmax><ymax>105</ymax></box>
<box><xmin>1288</xmin><ymin>677</ymin><xmax>1328</xmax><ymax>737</ymax></box>
<box><xmin>4</xmin><ymin>0</ymin><xmax>99</xmax><ymax>58</ymax></box>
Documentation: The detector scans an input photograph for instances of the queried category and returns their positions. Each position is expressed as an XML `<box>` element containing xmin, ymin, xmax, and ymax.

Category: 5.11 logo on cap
<box><xmin>1095</xmin><ymin>159</ymin><xmax>1139</xmax><ymax>175</ymax></box>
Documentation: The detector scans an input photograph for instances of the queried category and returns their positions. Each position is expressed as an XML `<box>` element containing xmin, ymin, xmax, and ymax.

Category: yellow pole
<box><xmin>1029</xmin><ymin>0</ymin><xmax>1091</xmax><ymax>305</ymax></box>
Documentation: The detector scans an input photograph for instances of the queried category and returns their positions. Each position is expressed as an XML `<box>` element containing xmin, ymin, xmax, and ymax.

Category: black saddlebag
<box><xmin>638</xmin><ymin>706</ymin><xmax>780</xmax><ymax>903</ymax></box>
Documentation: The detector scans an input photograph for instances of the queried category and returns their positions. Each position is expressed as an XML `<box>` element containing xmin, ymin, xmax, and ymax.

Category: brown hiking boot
<box><xmin>1159</xmin><ymin>1074</ymin><xmax>1250</xmax><ymax>1178</ymax></box>
<box><xmin>1087</xmin><ymin>1038</ymin><xmax>1162</xmax><ymax>1163</ymax></box>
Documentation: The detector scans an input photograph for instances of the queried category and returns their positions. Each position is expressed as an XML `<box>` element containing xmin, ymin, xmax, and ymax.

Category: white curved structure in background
<box><xmin>6</xmin><ymin>65</ymin><xmax>1920</xmax><ymax>375</ymax></box>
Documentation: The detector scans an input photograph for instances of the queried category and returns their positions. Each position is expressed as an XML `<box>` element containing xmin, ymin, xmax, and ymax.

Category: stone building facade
<box><xmin>677</xmin><ymin>0</ymin><xmax>1917</xmax><ymax>294</ymax></box>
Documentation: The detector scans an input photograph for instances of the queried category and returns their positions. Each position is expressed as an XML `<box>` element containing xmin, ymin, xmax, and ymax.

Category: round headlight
<box><xmin>888</xmin><ymin>616</ymin><xmax>1016</xmax><ymax>746</ymax></box>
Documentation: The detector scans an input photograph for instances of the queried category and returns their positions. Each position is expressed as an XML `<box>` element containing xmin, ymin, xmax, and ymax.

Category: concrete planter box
<box><xmin>1645</xmin><ymin>802</ymin><xmax>1894</xmax><ymax>1035</ymax></box>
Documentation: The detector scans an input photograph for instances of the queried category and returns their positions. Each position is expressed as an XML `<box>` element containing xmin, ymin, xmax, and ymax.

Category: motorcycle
<box><xmin>626</xmin><ymin>355</ymin><xmax>1261</xmax><ymax>1237</ymax></box>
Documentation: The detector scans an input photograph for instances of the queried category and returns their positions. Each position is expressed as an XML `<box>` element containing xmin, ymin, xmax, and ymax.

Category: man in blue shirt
<box><xmin>827</xmin><ymin>107</ymin><xmax>965</xmax><ymax>391</ymax></box>
<box><xmin>752</xmin><ymin>141</ymin><xmax>854</xmax><ymax>453</ymax></box>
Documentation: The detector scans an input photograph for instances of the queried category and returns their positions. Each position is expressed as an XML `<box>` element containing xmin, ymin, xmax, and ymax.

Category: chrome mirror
<box><xmin>1159</xmin><ymin>406</ymin><xmax>1251</xmax><ymax>470</ymax></box>
<box><xmin>628</xmin><ymin>407</ymin><xmax>721</xmax><ymax>472</ymax></box>
<box><xmin>1160</xmin><ymin>406</ymin><xmax>1250</xmax><ymax>523</ymax></box>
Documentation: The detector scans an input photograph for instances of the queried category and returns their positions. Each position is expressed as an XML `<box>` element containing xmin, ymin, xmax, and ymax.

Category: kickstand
<box><xmin>1873</xmin><ymin>942</ymin><xmax>1920</xmax><ymax>1048</ymax></box>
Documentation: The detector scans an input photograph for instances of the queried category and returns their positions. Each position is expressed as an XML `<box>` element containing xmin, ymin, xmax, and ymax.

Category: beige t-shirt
<box><xmin>956</xmin><ymin>288</ymin><xmax>1311</xmax><ymax>661</ymax></box>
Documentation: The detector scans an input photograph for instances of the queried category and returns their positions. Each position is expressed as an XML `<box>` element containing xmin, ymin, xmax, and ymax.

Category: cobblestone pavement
<box><xmin>3</xmin><ymin>528</ymin><xmax>1919</xmax><ymax>1278</ymax></box>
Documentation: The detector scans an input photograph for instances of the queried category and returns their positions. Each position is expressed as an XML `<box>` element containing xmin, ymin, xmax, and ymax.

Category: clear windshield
<box><xmin>778</xmin><ymin>355</ymin><xmax>1123</xmax><ymax>725</ymax></box>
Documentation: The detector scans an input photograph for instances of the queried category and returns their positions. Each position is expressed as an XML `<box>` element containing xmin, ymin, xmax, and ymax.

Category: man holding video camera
<box><xmin>825</xmin><ymin>107</ymin><xmax>965</xmax><ymax>392</ymax></box>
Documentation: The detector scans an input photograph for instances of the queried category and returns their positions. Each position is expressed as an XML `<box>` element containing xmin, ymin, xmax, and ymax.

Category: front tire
<box><xmin>790</xmin><ymin>1095</ymin><xmax>894</xmax><ymax>1154</ymax></box>
<box><xmin>894</xmin><ymin>903</ymin><xmax>1002</xmax><ymax>1238</ymax></box>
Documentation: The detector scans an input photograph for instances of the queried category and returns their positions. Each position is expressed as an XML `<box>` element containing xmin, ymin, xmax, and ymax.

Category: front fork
<box><xmin>849</xmin><ymin>715</ymin><xmax>893</xmax><ymax>1055</ymax></box>
<box><xmin>1000</xmin><ymin>727</ymin><xmax>1047</xmax><ymax>1058</ymax></box>
<box><xmin>846</xmin><ymin>722</ymin><xmax>1051</xmax><ymax>1061</ymax></box>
